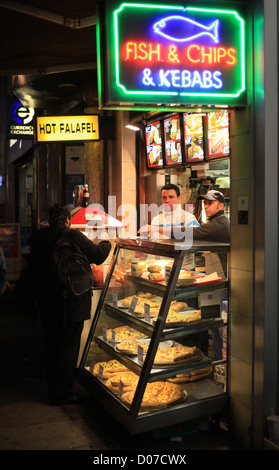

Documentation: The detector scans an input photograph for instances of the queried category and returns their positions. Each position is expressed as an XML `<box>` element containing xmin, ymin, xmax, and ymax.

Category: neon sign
<box><xmin>153</xmin><ymin>16</ymin><xmax>220</xmax><ymax>43</ymax></box>
<box><xmin>98</xmin><ymin>2</ymin><xmax>246</xmax><ymax>107</ymax></box>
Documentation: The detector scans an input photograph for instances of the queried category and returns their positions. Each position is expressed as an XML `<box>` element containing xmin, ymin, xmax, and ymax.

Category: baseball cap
<box><xmin>197</xmin><ymin>190</ymin><xmax>225</xmax><ymax>204</ymax></box>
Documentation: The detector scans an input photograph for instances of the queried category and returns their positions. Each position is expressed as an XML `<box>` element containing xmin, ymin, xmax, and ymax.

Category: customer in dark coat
<box><xmin>29</xmin><ymin>204</ymin><xmax>111</xmax><ymax>405</ymax></box>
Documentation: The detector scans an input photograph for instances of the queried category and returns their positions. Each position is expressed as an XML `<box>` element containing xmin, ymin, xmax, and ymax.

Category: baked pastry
<box><xmin>148</xmin><ymin>264</ymin><xmax>162</xmax><ymax>273</ymax></box>
<box><xmin>116</xmin><ymin>338</ymin><xmax>149</xmax><ymax>355</ymax></box>
<box><xmin>121</xmin><ymin>381</ymin><xmax>184</xmax><ymax>409</ymax></box>
<box><xmin>133</xmin><ymin>305</ymin><xmax>160</xmax><ymax>317</ymax></box>
<box><xmin>165</xmin><ymin>309</ymin><xmax>201</xmax><ymax>325</ymax></box>
<box><xmin>106</xmin><ymin>325</ymin><xmax>145</xmax><ymax>342</ymax></box>
<box><xmin>93</xmin><ymin>360</ymin><xmax>129</xmax><ymax>378</ymax></box>
<box><xmin>106</xmin><ymin>371</ymin><xmax>139</xmax><ymax>393</ymax></box>
<box><xmin>153</xmin><ymin>345</ymin><xmax>198</xmax><ymax>364</ymax></box>
<box><xmin>170</xmin><ymin>301</ymin><xmax>187</xmax><ymax>312</ymax></box>
<box><xmin>138</xmin><ymin>262</ymin><xmax>147</xmax><ymax>275</ymax></box>
<box><xmin>106</xmin><ymin>325</ymin><xmax>132</xmax><ymax>341</ymax></box>
<box><xmin>120</xmin><ymin>293</ymin><xmax>155</xmax><ymax>307</ymax></box>
<box><xmin>167</xmin><ymin>367</ymin><xmax>212</xmax><ymax>383</ymax></box>
<box><xmin>139</xmin><ymin>293</ymin><xmax>154</xmax><ymax>300</ymax></box>
<box><xmin>149</xmin><ymin>272</ymin><xmax>163</xmax><ymax>280</ymax></box>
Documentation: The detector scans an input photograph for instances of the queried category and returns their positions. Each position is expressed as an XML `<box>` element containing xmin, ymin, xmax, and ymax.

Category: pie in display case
<box><xmin>79</xmin><ymin>238</ymin><xmax>230</xmax><ymax>434</ymax></box>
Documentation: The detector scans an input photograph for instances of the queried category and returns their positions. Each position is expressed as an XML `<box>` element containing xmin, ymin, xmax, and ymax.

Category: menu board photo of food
<box><xmin>207</xmin><ymin>111</ymin><xmax>230</xmax><ymax>159</ymax></box>
<box><xmin>163</xmin><ymin>115</ymin><xmax>183</xmax><ymax>166</ymax></box>
<box><xmin>183</xmin><ymin>113</ymin><xmax>205</xmax><ymax>162</ymax></box>
<box><xmin>145</xmin><ymin>121</ymin><xmax>164</xmax><ymax>169</ymax></box>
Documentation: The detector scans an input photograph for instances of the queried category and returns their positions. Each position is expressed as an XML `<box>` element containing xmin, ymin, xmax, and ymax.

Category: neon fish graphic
<box><xmin>153</xmin><ymin>15</ymin><xmax>220</xmax><ymax>43</ymax></box>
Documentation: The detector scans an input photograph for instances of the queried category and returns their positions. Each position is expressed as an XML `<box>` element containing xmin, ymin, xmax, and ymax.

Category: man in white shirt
<box><xmin>139</xmin><ymin>183</ymin><xmax>199</xmax><ymax>235</ymax></box>
<box><xmin>151</xmin><ymin>184</ymin><xmax>199</xmax><ymax>234</ymax></box>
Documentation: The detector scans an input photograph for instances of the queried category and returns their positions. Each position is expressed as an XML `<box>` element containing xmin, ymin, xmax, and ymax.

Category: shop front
<box><xmin>77</xmin><ymin>0</ymin><xmax>261</xmax><ymax>447</ymax></box>
<box><xmin>76</xmin><ymin>0</ymin><xmax>278</xmax><ymax>450</ymax></box>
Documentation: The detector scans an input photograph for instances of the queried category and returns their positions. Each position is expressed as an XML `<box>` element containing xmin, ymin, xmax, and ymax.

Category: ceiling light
<box><xmin>125</xmin><ymin>124</ymin><xmax>140</xmax><ymax>131</ymax></box>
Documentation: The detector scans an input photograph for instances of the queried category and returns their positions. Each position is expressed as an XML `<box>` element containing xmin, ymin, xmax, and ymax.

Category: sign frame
<box><xmin>6</xmin><ymin>96</ymin><xmax>34</xmax><ymax>140</ymax></box>
<box><xmin>35</xmin><ymin>115</ymin><xmax>100</xmax><ymax>143</ymax></box>
<box><xmin>97</xmin><ymin>1</ymin><xmax>247</xmax><ymax>109</ymax></box>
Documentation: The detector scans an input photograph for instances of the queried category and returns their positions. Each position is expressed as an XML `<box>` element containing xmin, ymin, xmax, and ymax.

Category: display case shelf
<box><xmin>104</xmin><ymin>302</ymin><xmax>225</xmax><ymax>340</ymax></box>
<box><xmin>94</xmin><ymin>335</ymin><xmax>213</xmax><ymax>380</ymax></box>
<box><xmin>126</xmin><ymin>273</ymin><xmax>229</xmax><ymax>298</ymax></box>
<box><xmin>79</xmin><ymin>238</ymin><xmax>230</xmax><ymax>434</ymax></box>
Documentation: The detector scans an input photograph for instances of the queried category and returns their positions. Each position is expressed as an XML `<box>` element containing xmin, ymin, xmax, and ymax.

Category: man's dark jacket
<box><xmin>193</xmin><ymin>210</ymin><xmax>230</xmax><ymax>243</ymax></box>
<box><xmin>29</xmin><ymin>225</ymin><xmax>111</xmax><ymax>321</ymax></box>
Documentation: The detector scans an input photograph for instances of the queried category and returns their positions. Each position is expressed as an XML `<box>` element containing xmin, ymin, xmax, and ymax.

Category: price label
<box><xmin>165</xmin><ymin>265</ymin><xmax>172</xmax><ymax>284</ymax></box>
<box><xmin>111</xmin><ymin>330</ymin><xmax>116</xmax><ymax>348</ymax></box>
<box><xmin>137</xmin><ymin>345</ymin><xmax>144</xmax><ymax>364</ymax></box>
<box><xmin>112</xmin><ymin>290</ymin><xmax>118</xmax><ymax>307</ymax></box>
<box><xmin>118</xmin><ymin>379</ymin><xmax>124</xmax><ymax>396</ymax></box>
<box><xmin>131</xmin><ymin>258</ymin><xmax>139</xmax><ymax>276</ymax></box>
<box><xmin>129</xmin><ymin>296</ymin><xmax>138</xmax><ymax>313</ymax></box>
<box><xmin>98</xmin><ymin>364</ymin><xmax>104</xmax><ymax>380</ymax></box>
<box><xmin>144</xmin><ymin>303</ymin><xmax>150</xmax><ymax>322</ymax></box>
<box><xmin>102</xmin><ymin>325</ymin><xmax>108</xmax><ymax>342</ymax></box>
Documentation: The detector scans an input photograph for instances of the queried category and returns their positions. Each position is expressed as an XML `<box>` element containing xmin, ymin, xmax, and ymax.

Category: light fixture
<box><xmin>125</xmin><ymin>124</ymin><xmax>140</xmax><ymax>131</ymax></box>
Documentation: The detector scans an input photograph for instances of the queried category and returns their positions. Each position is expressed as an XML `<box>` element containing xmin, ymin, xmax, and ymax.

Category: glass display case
<box><xmin>79</xmin><ymin>238</ymin><xmax>230</xmax><ymax>434</ymax></box>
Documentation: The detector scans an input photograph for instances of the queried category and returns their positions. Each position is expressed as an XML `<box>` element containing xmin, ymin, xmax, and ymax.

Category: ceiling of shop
<box><xmin>0</xmin><ymin>0</ymin><xmax>99</xmax><ymax>109</ymax></box>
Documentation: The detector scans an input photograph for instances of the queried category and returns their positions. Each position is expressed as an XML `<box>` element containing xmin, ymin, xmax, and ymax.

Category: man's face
<box><xmin>203</xmin><ymin>199</ymin><xmax>223</xmax><ymax>219</ymax></box>
<box><xmin>161</xmin><ymin>189</ymin><xmax>180</xmax><ymax>212</ymax></box>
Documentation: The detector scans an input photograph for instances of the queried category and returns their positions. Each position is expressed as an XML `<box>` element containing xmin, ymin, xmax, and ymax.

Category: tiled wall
<box><xmin>229</xmin><ymin>106</ymin><xmax>254</xmax><ymax>448</ymax></box>
<box><xmin>108</xmin><ymin>111</ymin><xmax>137</xmax><ymax>237</ymax></box>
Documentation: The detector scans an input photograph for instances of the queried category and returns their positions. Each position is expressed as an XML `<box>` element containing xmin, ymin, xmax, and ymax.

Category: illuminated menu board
<box><xmin>183</xmin><ymin>113</ymin><xmax>204</xmax><ymax>162</ymax></box>
<box><xmin>207</xmin><ymin>111</ymin><xmax>230</xmax><ymax>159</ymax></box>
<box><xmin>98</xmin><ymin>1</ymin><xmax>246</xmax><ymax>108</ymax></box>
<box><xmin>163</xmin><ymin>114</ymin><xmax>183</xmax><ymax>166</ymax></box>
<box><xmin>145</xmin><ymin>121</ymin><xmax>164</xmax><ymax>168</ymax></box>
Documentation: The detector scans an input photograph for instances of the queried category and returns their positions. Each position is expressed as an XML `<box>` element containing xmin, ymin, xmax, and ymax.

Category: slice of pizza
<box><xmin>154</xmin><ymin>345</ymin><xmax>197</xmax><ymax>364</ymax></box>
<box><xmin>166</xmin><ymin>309</ymin><xmax>201</xmax><ymax>324</ymax></box>
<box><xmin>120</xmin><ymin>293</ymin><xmax>155</xmax><ymax>307</ymax></box>
<box><xmin>133</xmin><ymin>305</ymin><xmax>160</xmax><ymax>317</ymax></box>
<box><xmin>106</xmin><ymin>325</ymin><xmax>132</xmax><ymax>341</ymax></box>
<box><xmin>116</xmin><ymin>338</ymin><xmax>149</xmax><ymax>355</ymax></box>
<box><xmin>121</xmin><ymin>381</ymin><xmax>183</xmax><ymax>408</ymax></box>
<box><xmin>106</xmin><ymin>325</ymin><xmax>145</xmax><ymax>342</ymax></box>
<box><xmin>93</xmin><ymin>360</ymin><xmax>129</xmax><ymax>378</ymax></box>
<box><xmin>167</xmin><ymin>366</ymin><xmax>212</xmax><ymax>383</ymax></box>
<box><xmin>106</xmin><ymin>371</ymin><xmax>139</xmax><ymax>393</ymax></box>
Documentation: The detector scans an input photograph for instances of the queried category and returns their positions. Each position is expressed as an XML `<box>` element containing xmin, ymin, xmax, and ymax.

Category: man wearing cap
<box><xmin>194</xmin><ymin>190</ymin><xmax>230</xmax><ymax>244</ymax></box>
<box><xmin>195</xmin><ymin>189</ymin><xmax>229</xmax><ymax>362</ymax></box>
<box><xmin>168</xmin><ymin>188</ymin><xmax>229</xmax><ymax>360</ymax></box>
